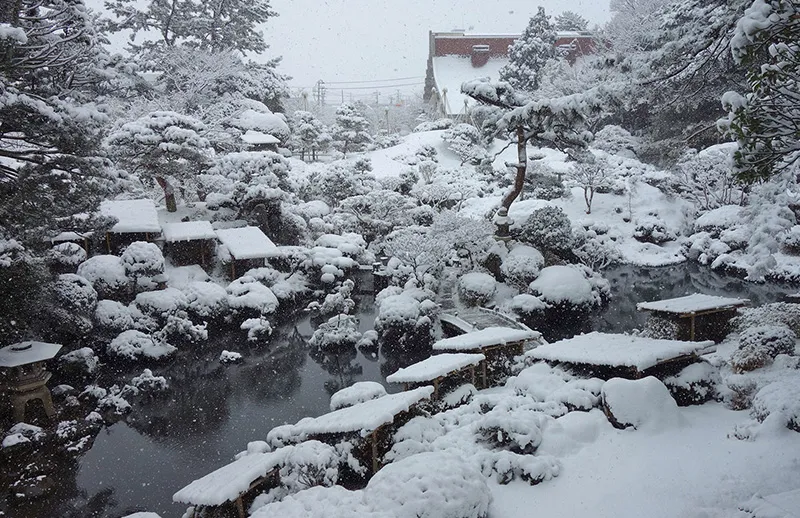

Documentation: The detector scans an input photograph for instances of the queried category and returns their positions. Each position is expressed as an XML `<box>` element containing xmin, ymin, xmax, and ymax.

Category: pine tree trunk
<box><xmin>502</xmin><ymin>126</ymin><xmax>527</xmax><ymax>210</ymax></box>
<box><xmin>156</xmin><ymin>176</ymin><xmax>177</xmax><ymax>212</ymax></box>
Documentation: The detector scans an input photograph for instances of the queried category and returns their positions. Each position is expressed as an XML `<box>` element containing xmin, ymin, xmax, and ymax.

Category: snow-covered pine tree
<box><xmin>293</xmin><ymin>110</ymin><xmax>327</xmax><ymax>161</ymax></box>
<box><xmin>499</xmin><ymin>6</ymin><xmax>558</xmax><ymax>93</ymax></box>
<box><xmin>104</xmin><ymin>0</ymin><xmax>278</xmax><ymax>54</ymax></box>
<box><xmin>105</xmin><ymin>111</ymin><xmax>213</xmax><ymax>212</ymax></box>
<box><xmin>721</xmin><ymin>0</ymin><xmax>799</xmax><ymax>182</ymax></box>
<box><xmin>554</xmin><ymin>11</ymin><xmax>589</xmax><ymax>32</ymax></box>
<box><xmin>331</xmin><ymin>103</ymin><xmax>372</xmax><ymax>157</ymax></box>
<box><xmin>0</xmin><ymin>0</ymin><xmax>118</xmax><ymax>242</ymax></box>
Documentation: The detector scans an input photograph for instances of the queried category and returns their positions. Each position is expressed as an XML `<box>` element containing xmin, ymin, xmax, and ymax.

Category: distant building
<box><xmin>424</xmin><ymin>30</ymin><xmax>596</xmax><ymax>117</ymax></box>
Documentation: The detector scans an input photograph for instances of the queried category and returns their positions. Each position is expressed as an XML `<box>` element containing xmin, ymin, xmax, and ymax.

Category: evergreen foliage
<box><xmin>499</xmin><ymin>7</ymin><xmax>558</xmax><ymax>92</ymax></box>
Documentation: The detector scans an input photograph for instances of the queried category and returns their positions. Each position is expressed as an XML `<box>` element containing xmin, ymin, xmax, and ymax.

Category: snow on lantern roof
<box><xmin>173</xmin><ymin>451</ymin><xmax>284</xmax><ymax>506</ymax></box>
<box><xmin>161</xmin><ymin>221</ymin><xmax>216</xmax><ymax>243</ymax></box>
<box><xmin>290</xmin><ymin>386</ymin><xmax>434</xmax><ymax>437</ymax></box>
<box><xmin>386</xmin><ymin>353</ymin><xmax>485</xmax><ymax>384</ymax></box>
<box><xmin>240</xmin><ymin>130</ymin><xmax>280</xmax><ymax>145</ymax></box>
<box><xmin>637</xmin><ymin>294</ymin><xmax>749</xmax><ymax>315</ymax></box>
<box><xmin>432</xmin><ymin>327</ymin><xmax>540</xmax><ymax>352</ymax></box>
<box><xmin>215</xmin><ymin>226</ymin><xmax>279</xmax><ymax>260</ymax></box>
<box><xmin>528</xmin><ymin>332</ymin><xmax>714</xmax><ymax>371</ymax></box>
<box><xmin>100</xmin><ymin>199</ymin><xmax>161</xmax><ymax>234</ymax></box>
<box><xmin>0</xmin><ymin>341</ymin><xmax>62</xmax><ymax>367</ymax></box>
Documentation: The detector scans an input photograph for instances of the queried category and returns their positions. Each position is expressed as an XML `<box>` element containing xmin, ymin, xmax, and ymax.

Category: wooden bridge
<box><xmin>437</xmin><ymin>268</ymin><xmax>532</xmax><ymax>336</ymax></box>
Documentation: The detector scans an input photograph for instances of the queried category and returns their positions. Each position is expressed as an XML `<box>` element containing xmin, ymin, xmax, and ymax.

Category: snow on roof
<box><xmin>215</xmin><ymin>226</ymin><xmax>278</xmax><ymax>260</ymax></box>
<box><xmin>740</xmin><ymin>488</ymin><xmax>800</xmax><ymax>518</ymax></box>
<box><xmin>100</xmin><ymin>199</ymin><xmax>162</xmax><ymax>234</ymax></box>
<box><xmin>161</xmin><ymin>221</ymin><xmax>216</xmax><ymax>243</ymax></box>
<box><xmin>0</xmin><ymin>341</ymin><xmax>62</xmax><ymax>367</ymax></box>
<box><xmin>386</xmin><ymin>353</ymin><xmax>485</xmax><ymax>384</ymax></box>
<box><xmin>431</xmin><ymin>55</ymin><xmax>508</xmax><ymax>116</ymax></box>
<box><xmin>50</xmin><ymin>231</ymin><xmax>93</xmax><ymax>243</ymax></box>
<box><xmin>291</xmin><ymin>386</ymin><xmax>434</xmax><ymax>437</ymax></box>
<box><xmin>528</xmin><ymin>332</ymin><xmax>714</xmax><ymax>371</ymax></box>
<box><xmin>173</xmin><ymin>451</ymin><xmax>283</xmax><ymax>506</ymax></box>
<box><xmin>241</xmin><ymin>130</ymin><xmax>280</xmax><ymax>145</ymax></box>
<box><xmin>432</xmin><ymin>327</ymin><xmax>540</xmax><ymax>352</ymax></box>
<box><xmin>637</xmin><ymin>294</ymin><xmax>749</xmax><ymax>315</ymax></box>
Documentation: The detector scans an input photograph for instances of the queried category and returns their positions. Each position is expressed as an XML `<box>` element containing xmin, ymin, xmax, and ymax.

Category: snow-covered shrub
<box><xmin>307</xmin><ymin>279</ymin><xmax>355</xmax><ymax>316</ymax></box>
<box><xmin>3</xmin><ymin>423</ymin><xmax>45</xmax><ymax>448</ymax></box>
<box><xmin>601</xmin><ymin>377</ymin><xmax>681</xmax><ymax>430</ymax></box>
<box><xmin>309</xmin><ymin>314</ymin><xmax>362</xmax><ymax>350</ymax></box>
<box><xmin>504</xmin><ymin>294</ymin><xmax>548</xmax><ymax>320</ymax></box>
<box><xmin>159</xmin><ymin>310</ymin><xmax>208</xmax><ymax>343</ymax></box>
<box><xmin>181</xmin><ymin>281</ymin><xmax>229</xmax><ymax>320</ymax></box>
<box><xmin>47</xmin><ymin>242</ymin><xmax>87</xmax><ymax>270</ymax></box>
<box><xmin>529</xmin><ymin>265</ymin><xmax>609</xmax><ymax>310</ymax></box>
<box><xmin>662</xmin><ymin>362</ymin><xmax>720</xmax><ymax>406</ymax></box>
<box><xmin>442</xmin><ymin>123</ymin><xmax>487</xmax><ymax>165</ymax></box>
<box><xmin>130</xmin><ymin>369</ymin><xmax>169</xmax><ymax>393</ymax></box>
<box><xmin>133</xmin><ymin>288</ymin><xmax>188</xmax><ymax>320</ymax></box>
<box><xmin>77</xmin><ymin>255</ymin><xmax>129</xmax><ymax>299</ymax></box>
<box><xmin>220</xmin><ymin>350</ymin><xmax>243</xmax><ymax>363</ymax></box>
<box><xmin>374</xmin><ymin>288</ymin><xmax>439</xmax><ymax>348</ymax></box>
<box><xmin>500</xmin><ymin>245</ymin><xmax>544</xmax><ymax>289</ymax></box>
<box><xmin>525</xmin><ymin>172</ymin><xmax>567</xmax><ymax>201</ymax></box>
<box><xmin>519</xmin><ymin>206</ymin><xmax>574</xmax><ymax>253</ymax></box>
<box><xmin>633</xmin><ymin>214</ymin><xmax>675</xmax><ymax>244</ymax></box>
<box><xmin>241</xmin><ymin>317</ymin><xmax>273</xmax><ymax>342</ymax></box>
<box><xmin>592</xmin><ymin>125</ymin><xmax>640</xmax><ymax>158</ymax></box>
<box><xmin>457</xmin><ymin>272</ymin><xmax>496</xmax><ymax>307</ymax></box>
<box><xmin>413</xmin><ymin>118</ymin><xmax>453</xmax><ymax>132</ymax></box>
<box><xmin>121</xmin><ymin>241</ymin><xmax>165</xmax><ymax>290</ymax></box>
<box><xmin>724</xmin><ymin>375</ymin><xmax>758</xmax><ymax>411</ymax></box>
<box><xmin>731</xmin><ymin>325</ymin><xmax>796</xmax><ymax>373</ymax></box>
<box><xmin>59</xmin><ymin>347</ymin><xmax>99</xmax><ymax>376</ymax></box>
<box><xmin>365</xmin><ymin>451</ymin><xmax>491</xmax><ymax>518</ymax></box>
<box><xmin>330</xmin><ymin>381</ymin><xmax>387</xmax><ymax>411</ymax></box>
<box><xmin>54</xmin><ymin>273</ymin><xmax>98</xmax><ymax>313</ymax></box>
<box><xmin>751</xmin><ymin>379</ymin><xmax>800</xmax><ymax>432</ymax></box>
<box><xmin>572</xmin><ymin>232</ymin><xmax>621</xmax><ymax>271</ymax></box>
<box><xmin>107</xmin><ymin>330</ymin><xmax>176</xmax><ymax>360</ymax></box>
<box><xmin>778</xmin><ymin>225</ymin><xmax>800</xmax><ymax>255</ymax></box>
<box><xmin>732</xmin><ymin>303</ymin><xmax>800</xmax><ymax>335</ymax></box>
<box><xmin>227</xmin><ymin>276</ymin><xmax>279</xmax><ymax>316</ymax></box>
<box><xmin>476</xmin><ymin>406</ymin><xmax>547</xmax><ymax>454</ymax></box>
<box><xmin>94</xmin><ymin>300</ymin><xmax>135</xmax><ymax>333</ymax></box>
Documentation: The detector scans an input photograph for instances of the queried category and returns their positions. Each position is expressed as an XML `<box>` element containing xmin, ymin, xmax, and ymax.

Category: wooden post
<box><xmin>371</xmin><ymin>429</ymin><xmax>380</xmax><ymax>474</ymax></box>
<box><xmin>230</xmin><ymin>260</ymin><xmax>236</xmax><ymax>279</ymax></box>
<box><xmin>105</xmin><ymin>232</ymin><xmax>111</xmax><ymax>253</ymax></box>
<box><xmin>470</xmin><ymin>366</ymin><xmax>476</xmax><ymax>386</ymax></box>
<box><xmin>690</xmin><ymin>314</ymin><xmax>696</xmax><ymax>341</ymax></box>
<box><xmin>481</xmin><ymin>360</ymin><xmax>487</xmax><ymax>389</ymax></box>
<box><xmin>433</xmin><ymin>378</ymin><xmax>439</xmax><ymax>399</ymax></box>
<box><xmin>235</xmin><ymin>496</ymin><xmax>245</xmax><ymax>518</ymax></box>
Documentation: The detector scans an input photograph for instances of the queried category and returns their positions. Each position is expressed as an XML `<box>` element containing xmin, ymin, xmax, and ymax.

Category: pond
<box><xmin>12</xmin><ymin>264</ymin><xmax>800</xmax><ymax>518</ymax></box>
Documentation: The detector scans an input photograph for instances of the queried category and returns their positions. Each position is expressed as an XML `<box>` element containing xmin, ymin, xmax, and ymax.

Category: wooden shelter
<box><xmin>386</xmin><ymin>353</ymin><xmax>484</xmax><ymax>398</ymax></box>
<box><xmin>162</xmin><ymin>221</ymin><xmax>216</xmax><ymax>267</ymax></box>
<box><xmin>527</xmin><ymin>332</ymin><xmax>715</xmax><ymax>380</ymax></box>
<box><xmin>432</xmin><ymin>327</ymin><xmax>543</xmax><ymax>387</ymax></box>
<box><xmin>0</xmin><ymin>341</ymin><xmax>62</xmax><ymax>423</ymax></box>
<box><xmin>286</xmin><ymin>386</ymin><xmax>433</xmax><ymax>475</ymax></box>
<box><xmin>100</xmin><ymin>199</ymin><xmax>161</xmax><ymax>253</ymax></box>
<box><xmin>50</xmin><ymin>230</ymin><xmax>94</xmax><ymax>255</ymax></box>
<box><xmin>215</xmin><ymin>226</ymin><xmax>280</xmax><ymax>279</ymax></box>
<box><xmin>637</xmin><ymin>294</ymin><xmax>749</xmax><ymax>342</ymax></box>
<box><xmin>173</xmin><ymin>451</ymin><xmax>282</xmax><ymax>518</ymax></box>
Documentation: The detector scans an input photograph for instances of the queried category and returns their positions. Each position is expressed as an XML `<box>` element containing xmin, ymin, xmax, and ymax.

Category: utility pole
<box><xmin>385</xmin><ymin>108</ymin><xmax>390</xmax><ymax>133</ymax></box>
<box><xmin>302</xmin><ymin>91</ymin><xmax>309</xmax><ymax>111</ymax></box>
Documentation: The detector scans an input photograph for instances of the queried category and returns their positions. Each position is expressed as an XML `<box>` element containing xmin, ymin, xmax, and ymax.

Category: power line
<box><xmin>331</xmin><ymin>82</ymin><xmax>424</xmax><ymax>90</ymax></box>
<box><xmin>325</xmin><ymin>76</ymin><xmax>423</xmax><ymax>84</ymax></box>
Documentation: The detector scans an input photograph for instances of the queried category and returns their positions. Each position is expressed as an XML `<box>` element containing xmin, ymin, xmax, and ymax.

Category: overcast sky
<box><xmin>87</xmin><ymin>0</ymin><xmax>611</xmax><ymax>98</ymax></box>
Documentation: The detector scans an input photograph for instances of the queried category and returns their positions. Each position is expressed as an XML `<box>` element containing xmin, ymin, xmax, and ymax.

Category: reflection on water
<box><xmin>25</xmin><ymin>265</ymin><xmax>799</xmax><ymax>517</ymax></box>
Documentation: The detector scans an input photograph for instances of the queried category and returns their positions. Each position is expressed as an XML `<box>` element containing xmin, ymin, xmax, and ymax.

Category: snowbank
<box><xmin>601</xmin><ymin>377</ymin><xmax>682</xmax><ymax>431</ymax></box>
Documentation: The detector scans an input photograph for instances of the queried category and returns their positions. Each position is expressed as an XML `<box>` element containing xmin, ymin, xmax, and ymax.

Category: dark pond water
<box><xmin>16</xmin><ymin>264</ymin><xmax>800</xmax><ymax>518</ymax></box>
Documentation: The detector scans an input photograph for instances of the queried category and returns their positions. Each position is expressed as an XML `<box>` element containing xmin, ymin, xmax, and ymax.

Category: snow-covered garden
<box><xmin>3</xmin><ymin>0</ymin><xmax>800</xmax><ymax>517</ymax></box>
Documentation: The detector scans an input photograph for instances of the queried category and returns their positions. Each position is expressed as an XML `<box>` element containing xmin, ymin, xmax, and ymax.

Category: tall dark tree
<box><xmin>721</xmin><ymin>0</ymin><xmax>799</xmax><ymax>182</ymax></box>
<box><xmin>499</xmin><ymin>7</ymin><xmax>558</xmax><ymax>93</ymax></box>
<box><xmin>104</xmin><ymin>0</ymin><xmax>278</xmax><ymax>53</ymax></box>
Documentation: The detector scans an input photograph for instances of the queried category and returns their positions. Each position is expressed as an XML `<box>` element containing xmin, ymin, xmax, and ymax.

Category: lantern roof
<box><xmin>0</xmin><ymin>341</ymin><xmax>62</xmax><ymax>368</ymax></box>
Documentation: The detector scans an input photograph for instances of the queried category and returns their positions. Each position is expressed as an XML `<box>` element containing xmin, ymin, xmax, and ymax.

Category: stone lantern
<box><xmin>0</xmin><ymin>341</ymin><xmax>62</xmax><ymax>423</ymax></box>
<box><xmin>493</xmin><ymin>207</ymin><xmax>513</xmax><ymax>241</ymax></box>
